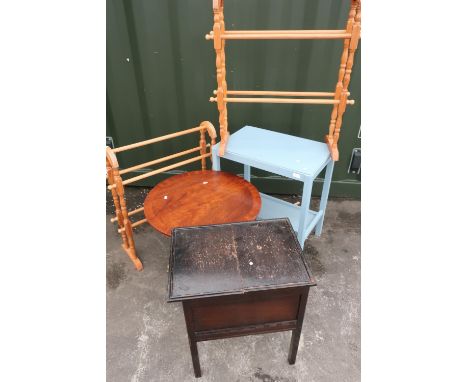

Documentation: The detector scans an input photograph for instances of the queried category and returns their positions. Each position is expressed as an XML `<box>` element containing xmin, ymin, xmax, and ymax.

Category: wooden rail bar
<box><xmin>206</xmin><ymin>31</ymin><xmax>351</xmax><ymax>40</ymax></box>
<box><xmin>119</xmin><ymin>145</ymin><xmax>209</xmax><ymax>175</ymax></box>
<box><xmin>206</xmin><ymin>30</ymin><xmax>347</xmax><ymax>37</ymax></box>
<box><xmin>214</xmin><ymin>90</ymin><xmax>350</xmax><ymax>97</ymax></box>
<box><xmin>111</xmin><ymin>206</ymin><xmax>144</xmax><ymax>223</ymax></box>
<box><xmin>112</xmin><ymin>126</ymin><xmax>207</xmax><ymax>153</ymax></box>
<box><xmin>108</xmin><ymin>153</ymin><xmax>212</xmax><ymax>189</ymax></box>
<box><xmin>223</xmin><ymin>33</ymin><xmax>351</xmax><ymax>40</ymax></box>
<box><xmin>118</xmin><ymin>218</ymin><xmax>148</xmax><ymax>233</ymax></box>
<box><xmin>224</xmin><ymin>29</ymin><xmax>348</xmax><ymax>34</ymax></box>
<box><xmin>210</xmin><ymin>97</ymin><xmax>355</xmax><ymax>105</ymax></box>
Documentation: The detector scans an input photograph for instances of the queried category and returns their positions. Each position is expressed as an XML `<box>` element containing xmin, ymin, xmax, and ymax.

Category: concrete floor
<box><xmin>107</xmin><ymin>187</ymin><xmax>360</xmax><ymax>382</ymax></box>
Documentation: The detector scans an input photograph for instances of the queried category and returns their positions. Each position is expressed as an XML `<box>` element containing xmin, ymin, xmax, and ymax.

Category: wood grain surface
<box><xmin>144</xmin><ymin>170</ymin><xmax>261</xmax><ymax>236</ymax></box>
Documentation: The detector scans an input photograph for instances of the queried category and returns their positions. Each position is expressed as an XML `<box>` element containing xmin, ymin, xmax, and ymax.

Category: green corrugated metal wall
<box><xmin>107</xmin><ymin>0</ymin><xmax>361</xmax><ymax>197</ymax></box>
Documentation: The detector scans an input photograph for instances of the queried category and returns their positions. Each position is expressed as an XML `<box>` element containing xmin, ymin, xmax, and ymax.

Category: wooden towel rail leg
<box><xmin>326</xmin><ymin>0</ymin><xmax>361</xmax><ymax>161</ymax></box>
<box><xmin>212</xmin><ymin>0</ymin><xmax>229</xmax><ymax>156</ymax></box>
<box><xmin>106</xmin><ymin>147</ymin><xmax>143</xmax><ymax>271</ymax></box>
<box><xmin>199</xmin><ymin>121</ymin><xmax>217</xmax><ymax>169</ymax></box>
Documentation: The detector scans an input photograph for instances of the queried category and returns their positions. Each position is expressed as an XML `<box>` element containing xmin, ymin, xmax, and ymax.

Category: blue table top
<box><xmin>220</xmin><ymin>126</ymin><xmax>331</xmax><ymax>179</ymax></box>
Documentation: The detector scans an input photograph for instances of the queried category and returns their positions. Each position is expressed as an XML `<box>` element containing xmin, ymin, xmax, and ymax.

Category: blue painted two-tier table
<box><xmin>211</xmin><ymin>126</ymin><xmax>334</xmax><ymax>248</ymax></box>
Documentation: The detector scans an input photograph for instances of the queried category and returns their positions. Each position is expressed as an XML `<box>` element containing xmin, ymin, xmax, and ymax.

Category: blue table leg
<box><xmin>211</xmin><ymin>147</ymin><xmax>221</xmax><ymax>171</ymax></box>
<box><xmin>315</xmin><ymin>159</ymin><xmax>334</xmax><ymax>236</ymax></box>
<box><xmin>297</xmin><ymin>176</ymin><xmax>313</xmax><ymax>249</ymax></box>
<box><xmin>243</xmin><ymin>164</ymin><xmax>251</xmax><ymax>181</ymax></box>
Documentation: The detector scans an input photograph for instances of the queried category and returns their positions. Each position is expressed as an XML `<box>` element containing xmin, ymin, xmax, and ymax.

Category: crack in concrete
<box><xmin>131</xmin><ymin>302</ymin><xmax>156</xmax><ymax>382</ymax></box>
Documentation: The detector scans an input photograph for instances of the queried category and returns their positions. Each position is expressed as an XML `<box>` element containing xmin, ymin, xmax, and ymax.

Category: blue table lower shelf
<box><xmin>257</xmin><ymin>193</ymin><xmax>323</xmax><ymax>242</ymax></box>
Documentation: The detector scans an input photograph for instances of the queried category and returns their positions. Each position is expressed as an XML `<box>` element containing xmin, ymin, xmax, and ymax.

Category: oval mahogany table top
<box><xmin>144</xmin><ymin>170</ymin><xmax>261</xmax><ymax>236</ymax></box>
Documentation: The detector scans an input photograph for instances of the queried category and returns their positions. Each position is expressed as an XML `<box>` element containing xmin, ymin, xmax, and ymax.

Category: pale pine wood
<box><xmin>116</xmin><ymin>172</ymin><xmax>141</xmax><ymax>270</ymax></box>
<box><xmin>225</xmin><ymin>29</ymin><xmax>347</xmax><ymax>34</ymax></box>
<box><xmin>107</xmin><ymin>150</ymin><xmax>127</xmax><ymax>238</ymax></box>
<box><xmin>110</xmin><ymin>206</ymin><xmax>144</xmax><ymax>223</ymax></box>
<box><xmin>200</xmin><ymin>120</ymin><xmax>217</xmax><ymax>138</ymax></box>
<box><xmin>201</xmin><ymin>120</ymin><xmax>217</xmax><ymax>152</ymax></box>
<box><xmin>118</xmin><ymin>218</ymin><xmax>148</xmax><ymax>233</ymax></box>
<box><xmin>109</xmin><ymin>122</ymin><xmax>216</xmax><ymax>188</ymax></box>
<box><xmin>107</xmin><ymin>121</ymin><xmax>217</xmax><ymax>271</ymax></box>
<box><xmin>219</xmin><ymin>32</ymin><xmax>351</xmax><ymax>40</ymax></box>
<box><xmin>214</xmin><ymin>90</ymin><xmax>350</xmax><ymax>97</ymax></box>
<box><xmin>326</xmin><ymin>0</ymin><xmax>361</xmax><ymax>161</ymax></box>
<box><xmin>330</xmin><ymin>0</ymin><xmax>361</xmax><ymax>160</ymax></box>
<box><xmin>212</xmin><ymin>1</ymin><xmax>229</xmax><ymax>156</ymax></box>
<box><xmin>108</xmin><ymin>153</ymin><xmax>212</xmax><ymax>190</ymax></box>
<box><xmin>200</xmin><ymin>128</ymin><xmax>207</xmax><ymax>170</ymax></box>
<box><xmin>325</xmin><ymin>135</ymin><xmax>339</xmax><ymax>163</ymax></box>
<box><xmin>199</xmin><ymin>122</ymin><xmax>217</xmax><ymax>170</ymax></box>
<box><xmin>119</xmin><ymin>146</ymin><xmax>205</xmax><ymax>175</ymax></box>
<box><xmin>112</xmin><ymin>125</ymin><xmax>210</xmax><ymax>153</ymax></box>
<box><xmin>207</xmin><ymin>0</ymin><xmax>360</xmax><ymax>161</ymax></box>
<box><xmin>327</xmin><ymin>1</ymin><xmax>355</xmax><ymax>140</ymax></box>
<box><xmin>213</xmin><ymin>0</ymin><xmax>223</xmax><ymax>10</ymax></box>
<box><xmin>132</xmin><ymin>218</ymin><xmax>148</xmax><ymax>228</ymax></box>
<box><xmin>327</xmin><ymin>82</ymin><xmax>343</xmax><ymax>145</ymax></box>
<box><xmin>106</xmin><ymin>147</ymin><xmax>143</xmax><ymax>271</ymax></box>
<box><xmin>210</xmin><ymin>97</ymin><xmax>355</xmax><ymax>105</ymax></box>
<box><xmin>206</xmin><ymin>30</ymin><xmax>350</xmax><ymax>40</ymax></box>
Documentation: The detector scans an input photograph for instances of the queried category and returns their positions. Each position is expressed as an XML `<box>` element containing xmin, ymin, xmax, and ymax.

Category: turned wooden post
<box><xmin>212</xmin><ymin>0</ymin><xmax>229</xmax><ymax>156</ymax></box>
<box><xmin>116</xmin><ymin>179</ymin><xmax>142</xmax><ymax>271</ymax></box>
<box><xmin>106</xmin><ymin>147</ymin><xmax>143</xmax><ymax>271</ymax></box>
<box><xmin>106</xmin><ymin>150</ymin><xmax>128</xmax><ymax>248</ymax></box>
<box><xmin>200</xmin><ymin>120</ymin><xmax>217</xmax><ymax>166</ymax></box>
<box><xmin>333</xmin><ymin>2</ymin><xmax>360</xmax><ymax>153</ymax></box>
<box><xmin>198</xmin><ymin>120</ymin><xmax>217</xmax><ymax>170</ymax></box>
<box><xmin>326</xmin><ymin>0</ymin><xmax>361</xmax><ymax>161</ymax></box>
<box><xmin>199</xmin><ymin>129</ymin><xmax>207</xmax><ymax>170</ymax></box>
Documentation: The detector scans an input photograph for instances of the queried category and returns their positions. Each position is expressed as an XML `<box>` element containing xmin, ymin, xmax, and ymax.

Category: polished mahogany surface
<box><xmin>168</xmin><ymin>219</ymin><xmax>315</xmax><ymax>301</ymax></box>
<box><xmin>144</xmin><ymin>170</ymin><xmax>261</xmax><ymax>236</ymax></box>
